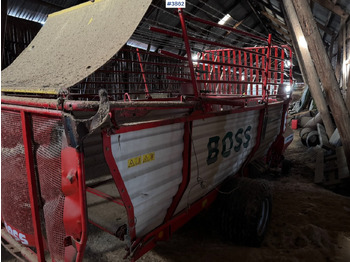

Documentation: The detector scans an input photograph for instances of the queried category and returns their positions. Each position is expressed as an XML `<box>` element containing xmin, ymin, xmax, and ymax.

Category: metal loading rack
<box><xmin>66</xmin><ymin>10</ymin><xmax>292</xmax><ymax>102</ymax></box>
<box><xmin>1</xmin><ymin>3</ymin><xmax>293</xmax><ymax>262</ymax></box>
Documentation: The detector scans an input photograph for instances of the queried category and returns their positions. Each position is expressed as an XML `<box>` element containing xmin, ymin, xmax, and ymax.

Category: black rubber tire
<box><xmin>281</xmin><ymin>159</ymin><xmax>292</xmax><ymax>175</ymax></box>
<box><xmin>218</xmin><ymin>177</ymin><xmax>272</xmax><ymax>247</ymax></box>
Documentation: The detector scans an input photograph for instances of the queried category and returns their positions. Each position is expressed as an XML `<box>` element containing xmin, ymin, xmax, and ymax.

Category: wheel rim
<box><xmin>257</xmin><ymin>198</ymin><xmax>270</xmax><ymax>236</ymax></box>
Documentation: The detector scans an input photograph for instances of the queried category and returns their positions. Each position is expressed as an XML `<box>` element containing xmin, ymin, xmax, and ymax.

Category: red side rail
<box><xmin>1</xmin><ymin>105</ymin><xmax>88</xmax><ymax>262</ymax></box>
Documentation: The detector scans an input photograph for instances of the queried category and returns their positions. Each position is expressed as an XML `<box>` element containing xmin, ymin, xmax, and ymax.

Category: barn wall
<box><xmin>2</xmin><ymin>16</ymin><xmax>41</xmax><ymax>69</ymax></box>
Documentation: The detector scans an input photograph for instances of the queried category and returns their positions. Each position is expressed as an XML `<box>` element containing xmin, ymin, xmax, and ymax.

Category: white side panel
<box><xmin>175</xmin><ymin>110</ymin><xmax>260</xmax><ymax>214</ymax></box>
<box><xmin>111</xmin><ymin>123</ymin><xmax>184</xmax><ymax>237</ymax></box>
<box><xmin>253</xmin><ymin>105</ymin><xmax>283</xmax><ymax>159</ymax></box>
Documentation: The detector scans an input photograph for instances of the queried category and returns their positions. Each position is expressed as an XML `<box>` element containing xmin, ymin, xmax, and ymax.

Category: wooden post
<box><xmin>290</xmin><ymin>0</ymin><xmax>350</xmax><ymax>170</ymax></box>
<box><xmin>282</xmin><ymin>0</ymin><xmax>335</xmax><ymax>138</ymax></box>
<box><xmin>335</xmin><ymin>30</ymin><xmax>343</xmax><ymax>82</ymax></box>
<box><xmin>329</xmin><ymin>35</ymin><xmax>335</xmax><ymax>60</ymax></box>
<box><xmin>347</xmin><ymin>19</ymin><xmax>350</xmax><ymax>112</ymax></box>
<box><xmin>342</xmin><ymin>17</ymin><xmax>347</xmax><ymax>91</ymax></box>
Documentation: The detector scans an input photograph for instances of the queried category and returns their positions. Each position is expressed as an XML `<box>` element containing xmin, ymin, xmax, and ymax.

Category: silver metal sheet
<box><xmin>175</xmin><ymin>110</ymin><xmax>260</xmax><ymax>214</ymax></box>
<box><xmin>253</xmin><ymin>104</ymin><xmax>283</xmax><ymax>159</ymax></box>
<box><xmin>111</xmin><ymin>123</ymin><xmax>184</xmax><ymax>237</ymax></box>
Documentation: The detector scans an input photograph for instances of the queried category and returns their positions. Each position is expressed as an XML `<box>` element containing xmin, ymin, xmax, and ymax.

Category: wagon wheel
<box><xmin>218</xmin><ymin>177</ymin><xmax>272</xmax><ymax>247</ymax></box>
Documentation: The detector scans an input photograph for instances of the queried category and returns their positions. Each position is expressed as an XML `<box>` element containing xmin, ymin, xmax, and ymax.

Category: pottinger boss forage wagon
<box><xmin>1</xmin><ymin>0</ymin><xmax>293</xmax><ymax>261</ymax></box>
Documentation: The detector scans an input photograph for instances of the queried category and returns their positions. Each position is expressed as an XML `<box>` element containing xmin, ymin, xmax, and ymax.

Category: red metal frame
<box><xmin>3</xmin><ymin>104</ymin><xmax>63</xmax><ymax>117</ymax></box>
<box><xmin>75</xmin><ymin>152</ymin><xmax>88</xmax><ymax>261</ymax></box>
<box><xmin>136</xmin><ymin>48</ymin><xmax>150</xmax><ymax>98</ymax></box>
<box><xmin>86</xmin><ymin>187</ymin><xmax>124</xmax><ymax>206</ymax></box>
<box><xmin>130</xmin><ymin>186</ymin><xmax>219</xmax><ymax>262</ymax></box>
<box><xmin>61</xmin><ymin>148</ymin><xmax>88</xmax><ymax>261</ymax></box>
<box><xmin>182</xmin><ymin>13</ymin><xmax>267</xmax><ymax>42</ymax></box>
<box><xmin>1</xmin><ymin>8</ymin><xmax>294</xmax><ymax>262</ymax></box>
<box><xmin>164</xmin><ymin>121</ymin><xmax>192</xmax><ymax>221</ymax></box>
<box><xmin>2</xmin><ymin>107</ymin><xmax>88</xmax><ymax>262</ymax></box>
<box><xmin>20</xmin><ymin>111</ymin><xmax>46</xmax><ymax>262</ymax></box>
<box><xmin>102</xmin><ymin>131</ymin><xmax>137</xmax><ymax>240</ymax></box>
<box><xmin>263</xmin><ymin>34</ymin><xmax>272</xmax><ymax>101</ymax></box>
<box><xmin>150</xmin><ymin>27</ymin><xmax>263</xmax><ymax>57</ymax></box>
<box><xmin>178</xmin><ymin>9</ymin><xmax>199</xmax><ymax>97</ymax></box>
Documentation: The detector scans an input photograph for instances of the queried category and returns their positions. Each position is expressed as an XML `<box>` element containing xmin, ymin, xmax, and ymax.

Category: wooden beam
<box><xmin>247</xmin><ymin>0</ymin><xmax>270</xmax><ymax>35</ymax></box>
<box><xmin>322</xmin><ymin>0</ymin><xmax>336</xmax><ymax>40</ymax></box>
<box><xmin>224</xmin><ymin>14</ymin><xmax>250</xmax><ymax>37</ymax></box>
<box><xmin>292</xmin><ymin>0</ymin><xmax>350</xmax><ymax>170</ymax></box>
<box><xmin>259</xmin><ymin>0</ymin><xmax>284</xmax><ymax>18</ymax></box>
<box><xmin>269</xmin><ymin>23</ymin><xmax>291</xmax><ymax>40</ymax></box>
<box><xmin>316</xmin><ymin>21</ymin><xmax>335</xmax><ymax>36</ymax></box>
<box><xmin>311</xmin><ymin>0</ymin><xmax>348</xmax><ymax>18</ymax></box>
<box><xmin>261</xmin><ymin>11</ymin><xmax>288</xmax><ymax>28</ymax></box>
<box><xmin>328</xmin><ymin>34</ymin><xmax>336</xmax><ymax>59</ymax></box>
<box><xmin>283</xmin><ymin>0</ymin><xmax>335</xmax><ymax>140</ymax></box>
<box><xmin>347</xmin><ymin>62</ymin><xmax>350</xmax><ymax>113</ymax></box>
<box><xmin>335</xmin><ymin>24</ymin><xmax>343</xmax><ymax>81</ymax></box>
<box><xmin>342</xmin><ymin>17</ymin><xmax>347</xmax><ymax>91</ymax></box>
<box><xmin>347</xmin><ymin>20</ymin><xmax>350</xmax><ymax>112</ymax></box>
<box><xmin>322</xmin><ymin>12</ymin><xmax>334</xmax><ymax>40</ymax></box>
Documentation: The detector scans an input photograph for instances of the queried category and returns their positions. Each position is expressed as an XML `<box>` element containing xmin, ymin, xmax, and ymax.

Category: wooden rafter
<box><xmin>316</xmin><ymin>21</ymin><xmax>336</xmax><ymax>37</ymax></box>
<box><xmin>261</xmin><ymin>10</ymin><xmax>287</xmax><ymax>28</ymax></box>
<box><xmin>247</xmin><ymin>0</ymin><xmax>270</xmax><ymax>35</ymax></box>
<box><xmin>269</xmin><ymin>23</ymin><xmax>291</xmax><ymax>40</ymax></box>
<box><xmin>311</xmin><ymin>0</ymin><xmax>348</xmax><ymax>18</ymax></box>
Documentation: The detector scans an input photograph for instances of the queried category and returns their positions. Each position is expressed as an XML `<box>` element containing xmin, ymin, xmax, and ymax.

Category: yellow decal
<box><xmin>127</xmin><ymin>152</ymin><xmax>155</xmax><ymax>168</ymax></box>
<box><xmin>48</xmin><ymin>0</ymin><xmax>104</xmax><ymax>18</ymax></box>
<box><xmin>88</xmin><ymin>17</ymin><xmax>93</xmax><ymax>25</ymax></box>
<box><xmin>142</xmin><ymin>152</ymin><xmax>155</xmax><ymax>163</ymax></box>
<box><xmin>128</xmin><ymin>156</ymin><xmax>141</xmax><ymax>168</ymax></box>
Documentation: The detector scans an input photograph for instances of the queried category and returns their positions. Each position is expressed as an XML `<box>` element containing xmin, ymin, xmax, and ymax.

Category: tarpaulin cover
<box><xmin>1</xmin><ymin>0</ymin><xmax>151</xmax><ymax>94</ymax></box>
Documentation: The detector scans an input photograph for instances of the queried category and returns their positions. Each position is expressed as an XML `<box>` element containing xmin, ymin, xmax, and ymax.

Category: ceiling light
<box><xmin>218</xmin><ymin>14</ymin><xmax>231</xmax><ymax>25</ymax></box>
<box><xmin>284</xmin><ymin>60</ymin><xmax>291</xmax><ymax>68</ymax></box>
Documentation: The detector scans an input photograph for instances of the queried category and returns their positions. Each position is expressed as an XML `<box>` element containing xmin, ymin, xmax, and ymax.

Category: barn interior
<box><xmin>1</xmin><ymin>0</ymin><xmax>350</xmax><ymax>261</ymax></box>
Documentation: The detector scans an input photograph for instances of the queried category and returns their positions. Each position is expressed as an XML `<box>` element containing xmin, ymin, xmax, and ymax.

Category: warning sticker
<box><xmin>128</xmin><ymin>156</ymin><xmax>142</xmax><ymax>168</ymax></box>
<box><xmin>143</xmin><ymin>152</ymin><xmax>155</xmax><ymax>163</ymax></box>
<box><xmin>127</xmin><ymin>152</ymin><xmax>155</xmax><ymax>168</ymax></box>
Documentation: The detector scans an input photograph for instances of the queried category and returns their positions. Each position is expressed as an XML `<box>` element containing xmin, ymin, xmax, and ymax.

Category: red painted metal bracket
<box><xmin>86</xmin><ymin>187</ymin><xmax>124</xmax><ymax>206</ymax></box>
<box><xmin>164</xmin><ymin>121</ymin><xmax>192</xmax><ymax>221</ymax></box>
<box><xmin>136</xmin><ymin>48</ymin><xmax>151</xmax><ymax>99</ymax></box>
<box><xmin>178</xmin><ymin>8</ymin><xmax>199</xmax><ymax>97</ymax></box>
<box><xmin>102</xmin><ymin>130</ymin><xmax>136</xmax><ymax>240</ymax></box>
<box><xmin>61</xmin><ymin>147</ymin><xmax>88</xmax><ymax>262</ymax></box>
<box><xmin>20</xmin><ymin>111</ymin><xmax>46</xmax><ymax>262</ymax></box>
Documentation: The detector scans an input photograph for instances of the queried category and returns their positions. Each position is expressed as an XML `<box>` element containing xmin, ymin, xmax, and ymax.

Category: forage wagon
<box><xmin>1</xmin><ymin>0</ymin><xmax>293</xmax><ymax>261</ymax></box>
